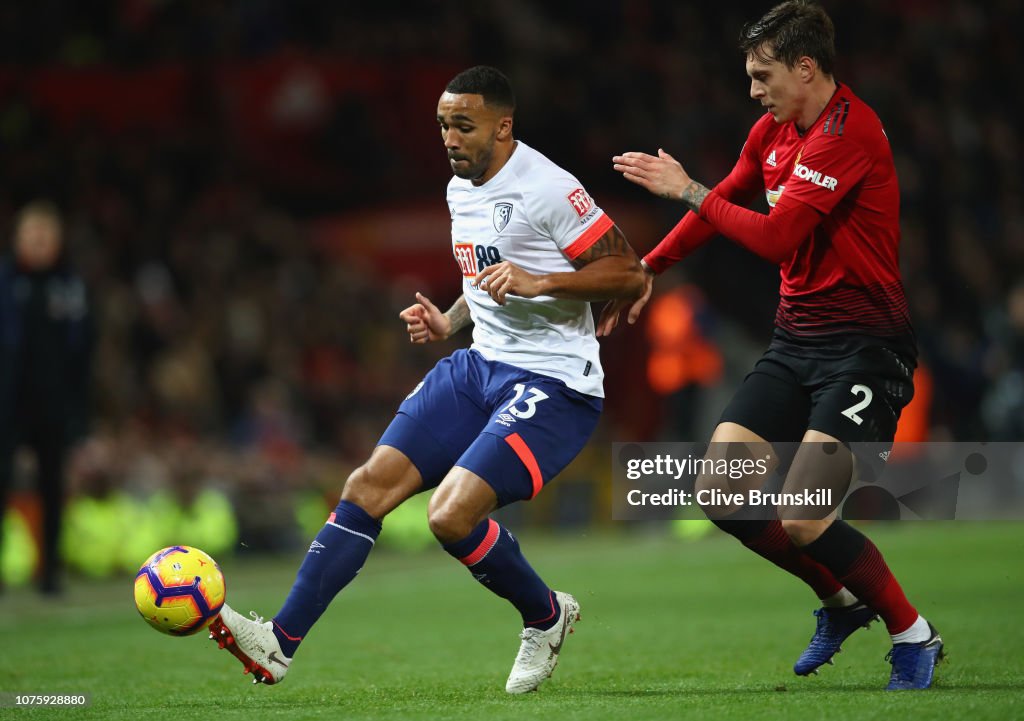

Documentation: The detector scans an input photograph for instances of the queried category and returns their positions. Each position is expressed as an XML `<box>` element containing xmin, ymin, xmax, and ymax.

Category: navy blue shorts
<box><xmin>378</xmin><ymin>349</ymin><xmax>602</xmax><ymax>506</ymax></box>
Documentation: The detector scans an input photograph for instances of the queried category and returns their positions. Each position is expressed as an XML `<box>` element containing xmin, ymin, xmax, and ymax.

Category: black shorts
<box><xmin>719</xmin><ymin>345</ymin><xmax>915</xmax><ymax>445</ymax></box>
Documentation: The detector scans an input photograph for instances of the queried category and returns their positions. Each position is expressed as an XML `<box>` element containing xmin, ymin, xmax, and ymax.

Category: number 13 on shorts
<box><xmin>503</xmin><ymin>383</ymin><xmax>549</xmax><ymax>419</ymax></box>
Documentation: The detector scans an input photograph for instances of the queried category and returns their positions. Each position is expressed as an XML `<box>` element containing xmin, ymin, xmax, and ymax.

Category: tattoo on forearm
<box><xmin>444</xmin><ymin>295</ymin><xmax>471</xmax><ymax>336</ymax></box>
<box><xmin>570</xmin><ymin>225</ymin><xmax>638</xmax><ymax>270</ymax></box>
<box><xmin>680</xmin><ymin>181</ymin><xmax>710</xmax><ymax>213</ymax></box>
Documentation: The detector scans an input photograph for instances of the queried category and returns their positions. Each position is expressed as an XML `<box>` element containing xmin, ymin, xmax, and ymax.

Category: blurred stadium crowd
<box><xmin>0</xmin><ymin>1</ymin><xmax>1020</xmax><ymax>583</ymax></box>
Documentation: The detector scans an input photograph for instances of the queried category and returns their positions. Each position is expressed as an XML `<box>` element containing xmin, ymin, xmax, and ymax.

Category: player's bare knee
<box><xmin>426</xmin><ymin>502</ymin><xmax>474</xmax><ymax>544</ymax></box>
<box><xmin>781</xmin><ymin>518</ymin><xmax>828</xmax><ymax>546</ymax></box>
<box><xmin>340</xmin><ymin>447</ymin><xmax>423</xmax><ymax>519</ymax></box>
<box><xmin>340</xmin><ymin>465</ymin><xmax>394</xmax><ymax>519</ymax></box>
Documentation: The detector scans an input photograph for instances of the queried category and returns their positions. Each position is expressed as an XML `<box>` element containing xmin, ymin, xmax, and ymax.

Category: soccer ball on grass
<box><xmin>134</xmin><ymin>545</ymin><xmax>226</xmax><ymax>636</ymax></box>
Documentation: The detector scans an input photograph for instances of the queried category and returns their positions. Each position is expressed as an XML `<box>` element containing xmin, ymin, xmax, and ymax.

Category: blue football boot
<box><xmin>794</xmin><ymin>604</ymin><xmax>879</xmax><ymax>675</ymax></box>
<box><xmin>885</xmin><ymin>622</ymin><xmax>944</xmax><ymax>690</ymax></box>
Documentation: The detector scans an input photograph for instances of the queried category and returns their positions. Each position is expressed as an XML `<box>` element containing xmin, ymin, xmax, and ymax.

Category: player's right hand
<box><xmin>612</xmin><ymin>148</ymin><xmax>691</xmax><ymax>201</ymax></box>
<box><xmin>596</xmin><ymin>265</ymin><xmax>654</xmax><ymax>336</ymax></box>
<box><xmin>399</xmin><ymin>292</ymin><xmax>451</xmax><ymax>343</ymax></box>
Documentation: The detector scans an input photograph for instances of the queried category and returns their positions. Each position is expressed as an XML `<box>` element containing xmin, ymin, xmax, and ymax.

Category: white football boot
<box><xmin>505</xmin><ymin>591</ymin><xmax>581</xmax><ymax>694</ymax></box>
<box><xmin>209</xmin><ymin>603</ymin><xmax>292</xmax><ymax>685</ymax></box>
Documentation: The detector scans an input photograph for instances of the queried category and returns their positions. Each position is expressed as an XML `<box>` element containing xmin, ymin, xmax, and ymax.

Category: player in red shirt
<box><xmin>604</xmin><ymin>1</ymin><xmax>943</xmax><ymax>690</ymax></box>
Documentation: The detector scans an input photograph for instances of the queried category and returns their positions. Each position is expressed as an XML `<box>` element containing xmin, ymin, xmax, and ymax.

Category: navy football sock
<box><xmin>272</xmin><ymin>500</ymin><xmax>381</xmax><ymax>656</ymax></box>
<box><xmin>443</xmin><ymin>519</ymin><xmax>560</xmax><ymax>630</ymax></box>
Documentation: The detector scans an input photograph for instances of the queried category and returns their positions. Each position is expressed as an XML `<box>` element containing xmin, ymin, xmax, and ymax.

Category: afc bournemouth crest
<box><xmin>493</xmin><ymin>202</ymin><xmax>513</xmax><ymax>232</ymax></box>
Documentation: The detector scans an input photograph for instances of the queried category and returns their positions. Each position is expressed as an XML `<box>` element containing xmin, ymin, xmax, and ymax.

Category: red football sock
<box><xmin>836</xmin><ymin>538</ymin><xmax>918</xmax><ymax>633</ymax></box>
<box><xmin>742</xmin><ymin>519</ymin><xmax>844</xmax><ymax>600</ymax></box>
<box><xmin>800</xmin><ymin>520</ymin><xmax>918</xmax><ymax>634</ymax></box>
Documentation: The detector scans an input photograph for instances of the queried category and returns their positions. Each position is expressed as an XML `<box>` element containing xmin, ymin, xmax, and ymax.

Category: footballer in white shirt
<box><xmin>210</xmin><ymin>65</ymin><xmax>645</xmax><ymax>696</ymax></box>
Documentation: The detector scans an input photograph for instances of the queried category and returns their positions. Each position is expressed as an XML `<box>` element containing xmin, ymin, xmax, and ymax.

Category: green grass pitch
<box><xmin>2</xmin><ymin>522</ymin><xmax>1022</xmax><ymax>720</ymax></box>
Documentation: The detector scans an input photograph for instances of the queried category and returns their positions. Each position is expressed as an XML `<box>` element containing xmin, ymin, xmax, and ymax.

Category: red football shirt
<box><xmin>645</xmin><ymin>84</ymin><xmax>914</xmax><ymax>358</ymax></box>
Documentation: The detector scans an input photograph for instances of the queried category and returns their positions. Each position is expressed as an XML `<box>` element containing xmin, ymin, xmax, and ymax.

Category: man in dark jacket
<box><xmin>0</xmin><ymin>201</ymin><xmax>93</xmax><ymax>594</ymax></box>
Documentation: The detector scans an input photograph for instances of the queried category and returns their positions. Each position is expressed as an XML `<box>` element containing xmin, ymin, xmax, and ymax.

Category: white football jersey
<box><xmin>447</xmin><ymin>141</ymin><xmax>613</xmax><ymax>398</ymax></box>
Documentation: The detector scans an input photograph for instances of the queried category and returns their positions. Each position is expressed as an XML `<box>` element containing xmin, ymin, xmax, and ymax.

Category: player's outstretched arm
<box><xmin>399</xmin><ymin>292</ymin><xmax>470</xmax><ymax>343</ymax></box>
<box><xmin>472</xmin><ymin>224</ymin><xmax>644</xmax><ymax>307</ymax></box>
<box><xmin>614</xmin><ymin>147</ymin><xmax>823</xmax><ymax>264</ymax></box>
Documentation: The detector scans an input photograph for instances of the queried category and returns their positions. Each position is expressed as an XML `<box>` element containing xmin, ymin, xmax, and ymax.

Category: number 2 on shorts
<box><xmin>841</xmin><ymin>383</ymin><xmax>873</xmax><ymax>425</ymax></box>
